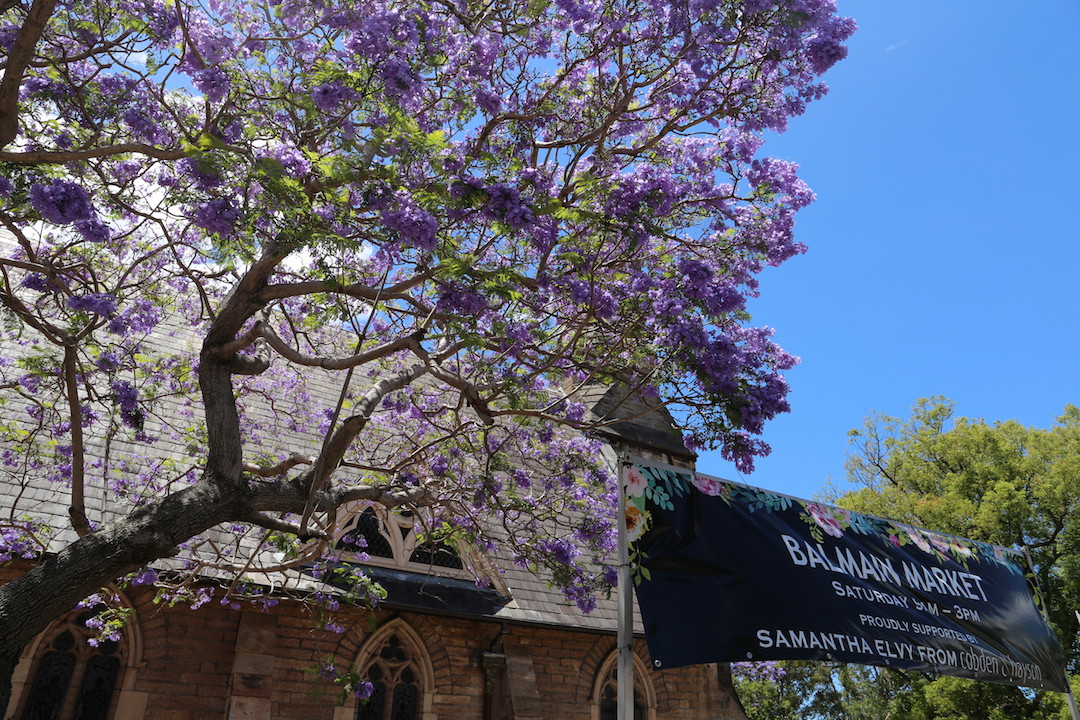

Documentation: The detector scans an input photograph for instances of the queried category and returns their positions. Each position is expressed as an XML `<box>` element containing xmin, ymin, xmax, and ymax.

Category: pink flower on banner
<box><xmin>806</xmin><ymin>502</ymin><xmax>845</xmax><ymax>538</ymax></box>
<box><xmin>928</xmin><ymin>533</ymin><xmax>951</xmax><ymax>555</ymax></box>
<box><xmin>625</xmin><ymin>465</ymin><xmax>648</xmax><ymax>498</ymax></box>
<box><xmin>903</xmin><ymin>526</ymin><xmax>932</xmax><ymax>554</ymax></box>
<box><xmin>691</xmin><ymin>474</ymin><xmax>723</xmax><ymax>496</ymax></box>
<box><xmin>949</xmin><ymin>539</ymin><xmax>972</xmax><ymax>558</ymax></box>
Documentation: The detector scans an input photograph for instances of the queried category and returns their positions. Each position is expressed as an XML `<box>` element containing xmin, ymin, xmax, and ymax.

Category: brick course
<box><xmin>3</xmin><ymin>573</ymin><xmax>747</xmax><ymax>720</ymax></box>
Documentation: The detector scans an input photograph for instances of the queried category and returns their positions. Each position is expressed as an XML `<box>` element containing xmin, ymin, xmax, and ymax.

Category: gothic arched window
<box><xmin>17</xmin><ymin>609</ymin><xmax>126</xmax><ymax>720</ymax></box>
<box><xmin>354</xmin><ymin>626</ymin><xmax>432</xmax><ymax>720</ymax></box>
<box><xmin>592</xmin><ymin>649</ymin><xmax>656</xmax><ymax>720</ymax></box>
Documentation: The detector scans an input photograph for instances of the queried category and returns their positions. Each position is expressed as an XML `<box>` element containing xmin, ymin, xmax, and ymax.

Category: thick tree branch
<box><xmin>425</xmin><ymin>364</ymin><xmax>497</xmax><ymax>426</ymax></box>
<box><xmin>247</xmin><ymin>478</ymin><xmax>436</xmax><ymax>515</ymax></box>
<box><xmin>200</xmin><ymin>236</ymin><xmax>297</xmax><ymax>483</ymax></box>
<box><xmin>0</xmin><ymin>0</ymin><xmax>58</xmax><ymax>148</ymax></box>
<box><xmin>295</xmin><ymin>355</ymin><xmax>431</xmax><ymax>526</ymax></box>
<box><xmin>243</xmin><ymin>511</ymin><xmax>328</xmax><ymax>540</ymax></box>
<box><xmin>0</xmin><ymin>477</ymin><xmax>241</xmax><ymax>701</ymax></box>
<box><xmin>256</xmin><ymin>321</ymin><xmax>420</xmax><ymax>370</ymax></box>
<box><xmin>0</xmin><ymin>144</ymin><xmax>191</xmax><ymax>163</ymax></box>
<box><xmin>244</xmin><ymin>453</ymin><xmax>314</xmax><ymax>477</ymax></box>
<box><xmin>258</xmin><ymin>276</ymin><xmax>432</xmax><ymax>312</ymax></box>
<box><xmin>62</xmin><ymin>344</ymin><xmax>91</xmax><ymax>536</ymax></box>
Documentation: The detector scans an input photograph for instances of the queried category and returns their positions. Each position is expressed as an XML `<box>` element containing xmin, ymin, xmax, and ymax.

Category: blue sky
<box><xmin>695</xmin><ymin>1</ymin><xmax>1080</xmax><ymax>500</ymax></box>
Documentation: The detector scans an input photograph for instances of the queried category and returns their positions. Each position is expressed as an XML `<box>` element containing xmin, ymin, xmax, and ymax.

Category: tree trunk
<box><xmin>0</xmin><ymin>478</ymin><xmax>242</xmax><ymax>712</ymax></box>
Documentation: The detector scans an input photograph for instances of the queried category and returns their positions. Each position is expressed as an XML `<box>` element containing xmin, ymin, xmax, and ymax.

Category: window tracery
<box><xmin>335</xmin><ymin>504</ymin><xmax>466</xmax><ymax>575</ymax></box>
<box><xmin>592</xmin><ymin>649</ymin><xmax>656</xmax><ymax>720</ymax></box>
<box><xmin>16</xmin><ymin>609</ymin><xmax>127</xmax><ymax>720</ymax></box>
<box><xmin>350</xmin><ymin>621</ymin><xmax>434</xmax><ymax>720</ymax></box>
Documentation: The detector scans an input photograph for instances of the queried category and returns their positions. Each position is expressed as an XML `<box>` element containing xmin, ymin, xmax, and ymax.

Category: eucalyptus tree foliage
<box><xmin>835</xmin><ymin>398</ymin><xmax>1080</xmax><ymax>718</ymax></box>
<box><xmin>0</xmin><ymin>0</ymin><xmax>854</xmax><ymax>700</ymax></box>
<box><xmin>842</xmin><ymin>399</ymin><xmax>1080</xmax><ymax>661</ymax></box>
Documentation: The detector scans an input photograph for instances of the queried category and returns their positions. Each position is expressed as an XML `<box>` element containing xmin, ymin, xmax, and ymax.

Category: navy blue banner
<box><xmin>627</xmin><ymin>462</ymin><xmax>1068</xmax><ymax>691</ymax></box>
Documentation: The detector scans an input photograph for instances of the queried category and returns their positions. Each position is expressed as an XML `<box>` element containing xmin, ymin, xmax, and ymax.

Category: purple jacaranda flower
<box><xmin>29</xmin><ymin>180</ymin><xmax>94</xmax><ymax>224</ymax></box>
<box><xmin>380</xmin><ymin>58</ymin><xmax>418</xmax><ymax>97</ymax></box>
<box><xmin>475</xmin><ymin>90</ymin><xmax>502</xmax><ymax>115</ymax></box>
<box><xmin>108</xmin><ymin>299</ymin><xmax>161</xmax><ymax>335</ymax></box>
<box><xmin>0</xmin><ymin>22</ymin><xmax>19</xmax><ymax>52</ymax></box>
<box><xmin>67</xmin><ymin>293</ymin><xmax>118</xmax><ymax>317</ymax></box>
<box><xmin>438</xmin><ymin>286</ymin><xmax>488</xmax><ymax>315</ymax></box>
<box><xmin>677</xmin><ymin>258</ymin><xmax>713</xmax><ymax>287</ymax></box>
<box><xmin>485</xmin><ymin>183</ymin><xmax>534</xmax><ymax>228</ymax></box>
<box><xmin>381</xmin><ymin>195</ymin><xmax>438</xmax><ymax>250</ymax></box>
<box><xmin>76</xmin><ymin>218</ymin><xmax>111</xmax><ymax>244</ymax></box>
<box><xmin>130</xmin><ymin>567</ymin><xmax>158</xmax><ymax>585</ymax></box>
<box><xmin>311</xmin><ymin>81</ymin><xmax>356</xmax><ymax>112</ymax></box>
<box><xmin>192</xmin><ymin>198</ymin><xmax>241</xmax><ymax>237</ymax></box>
<box><xmin>805</xmin><ymin>37</ymin><xmax>848</xmax><ymax>74</ymax></box>
<box><xmin>179</xmin><ymin>157</ymin><xmax>223</xmax><ymax>189</ymax></box>
<box><xmin>21</xmin><ymin>274</ymin><xmax>61</xmax><ymax>293</ymax></box>
<box><xmin>564</xmin><ymin>402</ymin><xmax>586</xmax><ymax>423</ymax></box>
<box><xmin>268</xmin><ymin>143</ymin><xmax>310</xmax><ymax>177</ymax></box>
<box><xmin>80</xmin><ymin>406</ymin><xmax>99</xmax><ymax>428</ymax></box>
<box><xmin>111</xmin><ymin>379</ymin><xmax>143</xmax><ymax>430</ymax></box>
<box><xmin>95</xmin><ymin>351</ymin><xmax>121</xmax><ymax>373</ymax></box>
<box><xmin>193</xmin><ymin>66</ymin><xmax>230</xmax><ymax>102</ymax></box>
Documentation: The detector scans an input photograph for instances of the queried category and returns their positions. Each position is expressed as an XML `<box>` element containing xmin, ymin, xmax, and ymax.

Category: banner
<box><xmin>628</xmin><ymin>461</ymin><xmax>1068</xmax><ymax>691</ymax></box>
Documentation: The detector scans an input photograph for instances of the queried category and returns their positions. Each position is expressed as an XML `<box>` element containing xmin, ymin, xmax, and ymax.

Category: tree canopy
<box><xmin>761</xmin><ymin>398</ymin><xmax>1080</xmax><ymax>719</ymax></box>
<box><xmin>0</xmin><ymin>0</ymin><xmax>854</xmax><ymax>705</ymax></box>
<box><xmin>842</xmin><ymin>398</ymin><xmax>1080</xmax><ymax>661</ymax></box>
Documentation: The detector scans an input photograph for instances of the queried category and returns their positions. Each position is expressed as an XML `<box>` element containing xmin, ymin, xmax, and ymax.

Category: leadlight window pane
<box><xmin>599</xmin><ymin>698</ymin><xmax>643</xmax><ymax>720</ymax></box>
<box><xmin>599</xmin><ymin>667</ymin><xmax>643</xmax><ymax>720</ymax></box>
<box><xmin>23</xmin><ymin>650</ymin><xmax>76</xmax><ymax>720</ymax></box>
<box><xmin>356</xmin><ymin>631</ymin><xmax>424</xmax><ymax>720</ymax></box>
<box><xmin>356</xmin><ymin>681</ymin><xmax>386</xmax><ymax>720</ymax></box>
<box><xmin>380</xmin><ymin>635</ymin><xmax>405</xmax><ymax>663</ymax></box>
<box><xmin>408</xmin><ymin>540</ymin><xmax>464</xmax><ymax>570</ymax></box>
<box><xmin>71</xmin><ymin>654</ymin><xmax>120</xmax><ymax>720</ymax></box>
<box><xmin>21</xmin><ymin>610</ymin><xmax>125</xmax><ymax>720</ymax></box>
<box><xmin>390</xmin><ymin>682</ymin><xmax>418</xmax><ymax>720</ymax></box>
<box><xmin>341</xmin><ymin>508</ymin><xmax>393</xmax><ymax>558</ymax></box>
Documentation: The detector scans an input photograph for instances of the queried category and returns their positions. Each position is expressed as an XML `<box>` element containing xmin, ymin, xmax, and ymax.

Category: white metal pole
<box><xmin>1066</xmin><ymin>681</ymin><xmax>1080</xmax><ymax>720</ymax></box>
<box><xmin>1065</xmin><ymin>611</ymin><xmax>1080</xmax><ymax>720</ymax></box>
<box><xmin>616</xmin><ymin>454</ymin><xmax>634</xmax><ymax>720</ymax></box>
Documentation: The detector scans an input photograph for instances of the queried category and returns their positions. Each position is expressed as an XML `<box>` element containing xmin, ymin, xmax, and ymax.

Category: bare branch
<box><xmin>295</xmin><ymin>355</ymin><xmax>431</xmax><ymax>520</ymax></box>
<box><xmin>243</xmin><ymin>453</ymin><xmax>315</xmax><ymax>477</ymax></box>
<box><xmin>258</xmin><ymin>276</ymin><xmax>433</xmax><ymax>312</ymax></box>
<box><xmin>243</xmin><ymin>511</ymin><xmax>329</xmax><ymax>541</ymax></box>
<box><xmin>332</xmin><ymin>484</ymin><xmax>436</xmax><ymax>509</ymax></box>
<box><xmin>257</xmin><ymin>322</ymin><xmax>420</xmax><ymax>370</ymax></box>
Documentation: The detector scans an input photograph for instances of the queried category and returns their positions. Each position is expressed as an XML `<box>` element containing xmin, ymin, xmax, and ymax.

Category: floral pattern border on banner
<box><xmin>625</xmin><ymin>463</ymin><xmax>1024</xmax><ymax>586</ymax></box>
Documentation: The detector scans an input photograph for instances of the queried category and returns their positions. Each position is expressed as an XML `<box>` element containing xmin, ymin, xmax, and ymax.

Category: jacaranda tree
<box><xmin>0</xmin><ymin>0</ymin><xmax>853</xmax><ymax>703</ymax></box>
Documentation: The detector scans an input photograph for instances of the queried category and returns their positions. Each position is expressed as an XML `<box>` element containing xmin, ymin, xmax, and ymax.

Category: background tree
<box><xmin>733</xmin><ymin>660</ymin><xmax>935</xmax><ymax>720</ymax></box>
<box><xmin>0</xmin><ymin>0</ymin><xmax>854</xmax><ymax>706</ymax></box>
<box><xmin>732</xmin><ymin>660</ymin><xmax>831</xmax><ymax>719</ymax></box>
<box><xmin>828</xmin><ymin>397</ymin><xmax>1080</xmax><ymax>718</ymax></box>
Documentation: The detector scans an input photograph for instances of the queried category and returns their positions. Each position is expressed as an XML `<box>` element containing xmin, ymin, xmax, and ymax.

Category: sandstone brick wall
<box><xmin>3</xmin><ymin>570</ymin><xmax>745</xmax><ymax>720</ymax></box>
